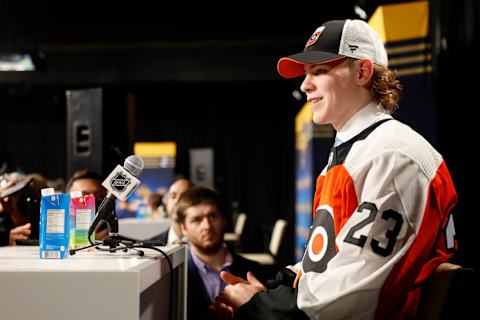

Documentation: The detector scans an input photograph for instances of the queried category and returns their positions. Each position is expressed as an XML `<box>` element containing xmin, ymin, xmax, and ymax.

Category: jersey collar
<box><xmin>336</xmin><ymin>102</ymin><xmax>392</xmax><ymax>144</ymax></box>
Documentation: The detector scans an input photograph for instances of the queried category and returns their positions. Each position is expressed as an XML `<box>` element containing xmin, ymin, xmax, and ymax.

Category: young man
<box><xmin>177</xmin><ymin>186</ymin><xmax>264</xmax><ymax>320</ymax></box>
<box><xmin>216</xmin><ymin>19</ymin><xmax>457</xmax><ymax>319</ymax></box>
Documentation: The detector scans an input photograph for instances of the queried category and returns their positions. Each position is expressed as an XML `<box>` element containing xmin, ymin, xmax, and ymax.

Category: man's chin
<box><xmin>197</xmin><ymin>242</ymin><xmax>223</xmax><ymax>255</ymax></box>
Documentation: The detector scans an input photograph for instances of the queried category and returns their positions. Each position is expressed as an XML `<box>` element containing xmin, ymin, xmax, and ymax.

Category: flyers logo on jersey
<box><xmin>301</xmin><ymin>204</ymin><xmax>337</xmax><ymax>274</ymax></box>
<box><xmin>305</xmin><ymin>26</ymin><xmax>325</xmax><ymax>47</ymax></box>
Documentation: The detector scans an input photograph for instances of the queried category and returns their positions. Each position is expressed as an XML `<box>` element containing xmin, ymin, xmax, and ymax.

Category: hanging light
<box><xmin>0</xmin><ymin>53</ymin><xmax>36</xmax><ymax>71</ymax></box>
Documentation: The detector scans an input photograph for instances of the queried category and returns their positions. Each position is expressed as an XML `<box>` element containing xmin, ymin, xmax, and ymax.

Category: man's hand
<box><xmin>9</xmin><ymin>223</ymin><xmax>31</xmax><ymax>245</ymax></box>
<box><xmin>214</xmin><ymin>271</ymin><xmax>267</xmax><ymax>317</ymax></box>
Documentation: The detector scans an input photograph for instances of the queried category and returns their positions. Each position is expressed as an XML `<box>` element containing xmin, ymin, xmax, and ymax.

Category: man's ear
<box><xmin>180</xmin><ymin>223</ymin><xmax>187</xmax><ymax>236</ymax></box>
<box><xmin>357</xmin><ymin>59</ymin><xmax>374</xmax><ymax>86</ymax></box>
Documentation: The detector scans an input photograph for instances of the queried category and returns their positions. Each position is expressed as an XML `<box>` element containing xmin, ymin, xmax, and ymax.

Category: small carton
<box><xmin>39</xmin><ymin>188</ymin><xmax>70</xmax><ymax>259</ymax></box>
<box><xmin>70</xmin><ymin>192</ymin><xmax>95</xmax><ymax>250</ymax></box>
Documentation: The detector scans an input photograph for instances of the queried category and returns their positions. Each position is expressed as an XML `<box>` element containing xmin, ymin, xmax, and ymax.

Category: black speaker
<box><xmin>66</xmin><ymin>88</ymin><xmax>130</xmax><ymax>179</ymax></box>
<box><xmin>66</xmin><ymin>88</ymin><xmax>103</xmax><ymax>179</ymax></box>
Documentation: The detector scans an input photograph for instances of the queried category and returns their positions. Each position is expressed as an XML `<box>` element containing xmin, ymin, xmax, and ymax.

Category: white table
<box><xmin>119</xmin><ymin>218</ymin><xmax>171</xmax><ymax>240</ymax></box>
<box><xmin>0</xmin><ymin>244</ymin><xmax>187</xmax><ymax>320</ymax></box>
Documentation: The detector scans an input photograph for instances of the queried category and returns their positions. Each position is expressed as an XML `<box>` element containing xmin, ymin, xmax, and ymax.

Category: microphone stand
<box><xmin>70</xmin><ymin>208</ymin><xmax>136</xmax><ymax>255</ymax></box>
<box><xmin>104</xmin><ymin>207</ymin><xmax>122</xmax><ymax>253</ymax></box>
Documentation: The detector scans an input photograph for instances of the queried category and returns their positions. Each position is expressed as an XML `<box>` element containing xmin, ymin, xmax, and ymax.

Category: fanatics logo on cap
<box><xmin>305</xmin><ymin>26</ymin><xmax>325</xmax><ymax>47</ymax></box>
<box><xmin>348</xmin><ymin>45</ymin><xmax>359</xmax><ymax>52</ymax></box>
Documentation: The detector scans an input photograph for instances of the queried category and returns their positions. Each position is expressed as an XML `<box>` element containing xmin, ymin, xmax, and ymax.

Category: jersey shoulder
<box><xmin>345</xmin><ymin>120</ymin><xmax>444</xmax><ymax>180</ymax></box>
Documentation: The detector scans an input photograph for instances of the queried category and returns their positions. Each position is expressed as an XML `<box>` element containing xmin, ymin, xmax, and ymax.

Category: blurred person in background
<box><xmin>0</xmin><ymin>172</ymin><xmax>47</xmax><ymax>245</ymax></box>
<box><xmin>66</xmin><ymin>169</ymin><xmax>109</xmax><ymax>240</ymax></box>
<box><xmin>149</xmin><ymin>178</ymin><xmax>194</xmax><ymax>244</ymax></box>
<box><xmin>146</xmin><ymin>192</ymin><xmax>167</xmax><ymax>218</ymax></box>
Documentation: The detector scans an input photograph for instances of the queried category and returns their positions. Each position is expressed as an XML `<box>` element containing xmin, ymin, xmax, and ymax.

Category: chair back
<box><xmin>234</xmin><ymin>213</ymin><xmax>247</xmax><ymax>236</ymax></box>
<box><xmin>416</xmin><ymin>262</ymin><xmax>474</xmax><ymax>320</ymax></box>
<box><xmin>269</xmin><ymin>219</ymin><xmax>287</xmax><ymax>257</ymax></box>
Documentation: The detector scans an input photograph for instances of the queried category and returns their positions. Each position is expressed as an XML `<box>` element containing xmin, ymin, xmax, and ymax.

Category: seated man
<box><xmin>176</xmin><ymin>186</ymin><xmax>264</xmax><ymax>320</ymax></box>
<box><xmin>150</xmin><ymin>178</ymin><xmax>194</xmax><ymax>244</ymax></box>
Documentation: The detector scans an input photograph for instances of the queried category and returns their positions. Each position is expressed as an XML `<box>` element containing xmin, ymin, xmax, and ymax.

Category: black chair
<box><xmin>416</xmin><ymin>262</ymin><xmax>474</xmax><ymax>320</ymax></box>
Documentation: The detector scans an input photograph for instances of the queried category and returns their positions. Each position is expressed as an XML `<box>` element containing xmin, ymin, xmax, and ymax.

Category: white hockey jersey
<box><xmin>297</xmin><ymin>105</ymin><xmax>457</xmax><ymax>319</ymax></box>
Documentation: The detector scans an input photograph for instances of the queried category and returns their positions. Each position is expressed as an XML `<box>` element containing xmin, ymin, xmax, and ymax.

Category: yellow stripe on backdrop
<box><xmin>396</xmin><ymin>65</ymin><xmax>432</xmax><ymax>77</ymax></box>
<box><xmin>389</xmin><ymin>53</ymin><xmax>431</xmax><ymax>66</ymax></box>
<box><xmin>387</xmin><ymin>43</ymin><xmax>429</xmax><ymax>55</ymax></box>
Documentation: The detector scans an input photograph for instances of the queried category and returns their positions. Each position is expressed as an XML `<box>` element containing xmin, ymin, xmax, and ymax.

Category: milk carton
<box><xmin>39</xmin><ymin>188</ymin><xmax>70</xmax><ymax>259</ymax></box>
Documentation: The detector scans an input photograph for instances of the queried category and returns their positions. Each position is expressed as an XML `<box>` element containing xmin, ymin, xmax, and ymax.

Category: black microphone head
<box><xmin>124</xmin><ymin>155</ymin><xmax>144</xmax><ymax>177</ymax></box>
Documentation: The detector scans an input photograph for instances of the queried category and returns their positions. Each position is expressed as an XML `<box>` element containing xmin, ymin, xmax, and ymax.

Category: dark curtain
<box><xmin>431</xmin><ymin>0</ymin><xmax>479</xmax><ymax>269</ymax></box>
<box><xmin>0</xmin><ymin>86</ymin><xmax>66</xmax><ymax>179</ymax></box>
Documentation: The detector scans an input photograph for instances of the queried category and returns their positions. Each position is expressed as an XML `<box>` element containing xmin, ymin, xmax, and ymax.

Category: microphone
<box><xmin>88</xmin><ymin>155</ymin><xmax>144</xmax><ymax>240</ymax></box>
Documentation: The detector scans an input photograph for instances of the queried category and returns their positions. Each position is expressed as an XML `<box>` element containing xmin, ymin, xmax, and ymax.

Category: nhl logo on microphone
<box><xmin>110</xmin><ymin>172</ymin><xmax>131</xmax><ymax>192</ymax></box>
<box><xmin>103</xmin><ymin>164</ymin><xmax>141</xmax><ymax>201</ymax></box>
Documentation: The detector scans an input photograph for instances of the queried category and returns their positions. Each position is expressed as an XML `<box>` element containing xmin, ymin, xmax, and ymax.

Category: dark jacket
<box><xmin>234</xmin><ymin>268</ymin><xmax>309</xmax><ymax>320</ymax></box>
<box><xmin>186</xmin><ymin>249</ymin><xmax>265</xmax><ymax>320</ymax></box>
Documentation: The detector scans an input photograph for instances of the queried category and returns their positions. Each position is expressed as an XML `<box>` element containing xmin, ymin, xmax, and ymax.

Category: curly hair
<box><xmin>371</xmin><ymin>64</ymin><xmax>403</xmax><ymax>112</ymax></box>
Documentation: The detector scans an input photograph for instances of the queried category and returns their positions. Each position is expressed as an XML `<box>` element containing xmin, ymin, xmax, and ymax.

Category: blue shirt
<box><xmin>190</xmin><ymin>247</ymin><xmax>233</xmax><ymax>303</ymax></box>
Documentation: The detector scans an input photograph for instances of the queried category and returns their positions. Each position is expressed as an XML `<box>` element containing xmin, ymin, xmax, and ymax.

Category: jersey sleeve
<box><xmin>235</xmin><ymin>285</ymin><xmax>309</xmax><ymax>320</ymax></box>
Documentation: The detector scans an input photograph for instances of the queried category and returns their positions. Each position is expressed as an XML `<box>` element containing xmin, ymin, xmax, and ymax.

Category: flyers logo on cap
<box><xmin>301</xmin><ymin>204</ymin><xmax>337</xmax><ymax>274</ymax></box>
<box><xmin>305</xmin><ymin>26</ymin><xmax>325</xmax><ymax>47</ymax></box>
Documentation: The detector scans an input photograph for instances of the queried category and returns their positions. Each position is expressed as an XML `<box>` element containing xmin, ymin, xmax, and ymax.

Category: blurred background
<box><xmin>0</xmin><ymin>0</ymin><xmax>477</xmax><ymax>268</ymax></box>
